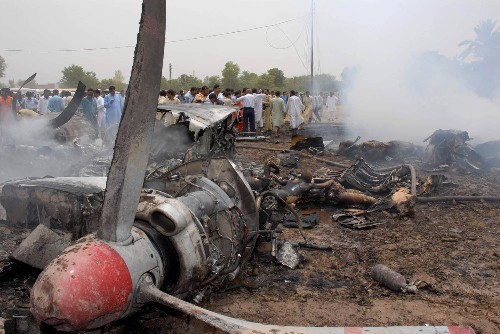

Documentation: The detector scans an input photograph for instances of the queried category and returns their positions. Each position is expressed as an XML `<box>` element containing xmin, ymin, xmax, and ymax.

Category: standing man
<box><xmin>302</xmin><ymin>91</ymin><xmax>313</xmax><ymax>123</ymax></box>
<box><xmin>252</xmin><ymin>88</ymin><xmax>267</xmax><ymax>134</ymax></box>
<box><xmin>158</xmin><ymin>90</ymin><xmax>168</xmax><ymax>105</ymax></box>
<box><xmin>48</xmin><ymin>89</ymin><xmax>65</xmax><ymax>112</ymax></box>
<box><xmin>270</xmin><ymin>90</ymin><xmax>285</xmax><ymax>138</ymax></box>
<box><xmin>326</xmin><ymin>91</ymin><xmax>338</xmax><ymax>121</ymax></box>
<box><xmin>0</xmin><ymin>88</ymin><xmax>13</xmax><ymax>143</ymax></box>
<box><xmin>210</xmin><ymin>84</ymin><xmax>224</xmax><ymax>103</ymax></box>
<box><xmin>184</xmin><ymin>87</ymin><xmax>198</xmax><ymax>103</ymax></box>
<box><xmin>236</xmin><ymin>88</ymin><xmax>256</xmax><ymax>136</ymax></box>
<box><xmin>104</xmin><ymin>85</ymin><xmax>123</xmax><ymax>126</ymax></box>
<box><xmin>79</xmin><ymin>88</ymin><xmax>98</xmax><ymax>135</ymax></box>
<box><xmin>286</xmin><ymin>90</ymin><xmax>304</xmax><ymax>136</ymax></box>
<box><xmin>62</xmin><ymin>91</ymin><xmax>73</xmax><ymax>108</ymax></box>
<box><xmin>37</xmin><ymin>89</ymin><xmax>51</xmax><ymax>115</ymax></box>
<box><xmin>94</xmin><ymin>89</ymin><xmax>105</xmax><ymax>139</ymax></box>
<box><xmin>165</xmin><ymin>89</ymin><xmax>181</xmax><ymax>104</ymax></box>
<box><xmin>193</xmin><ymin>86</ymin><xmax>209</xmax><ymax>103</ymax></box>
<box><xmin>177</xmin><ymin>90</ymin><xmax>186</xmax><ymax>103</ymax></box>
<box><xmin>262</xmin><ymin>89</ymin><xmax>273</xmax><ymax>134</ymax></box>
<box><xmin>22</xmin><ymin>91</ymin><xmax>38</xmax><ymax>111</ymax></box>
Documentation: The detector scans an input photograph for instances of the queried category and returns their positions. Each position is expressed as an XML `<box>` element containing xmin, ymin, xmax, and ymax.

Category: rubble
<box><xmin>424</xmin><ymin>129</ymin><xmax>484</xmax><ymax>172</ymax></box>
<box><xmin>0</xmin><ymin>2</ymin><xmax>497</xmax><ymax>333</ymax></box>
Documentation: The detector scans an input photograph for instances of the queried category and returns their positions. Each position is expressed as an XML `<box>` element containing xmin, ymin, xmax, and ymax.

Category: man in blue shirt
<box><xmin>79</xmin><ymin>88</ymin><xmax>97</xmax><ymax>133</ymax></box>
<box><xmin>22</xmin><ymin>91</ymin><xmax>38</xmax><ymax>111</ymax></box>
<box><xmin>48</xmin><ymin>89</ymin><xmax>65</xmax><ymax>112</ymax></box>
<box><xmin>103</xmin><ymin>85</ymin><xmax>123</xmax><ymax>126</ymax></box>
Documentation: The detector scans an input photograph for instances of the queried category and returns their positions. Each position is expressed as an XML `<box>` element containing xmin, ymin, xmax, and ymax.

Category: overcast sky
<box><xmin>1</xmin><ymin>0</ymin><xmax>499</xmax><ymax>85</ymax></box>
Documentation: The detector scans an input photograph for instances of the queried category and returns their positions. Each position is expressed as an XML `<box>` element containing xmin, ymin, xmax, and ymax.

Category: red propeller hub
<box><xmin>31</xmin><ymin>238</ymin><xmax>133</xmax><ymax>331</ymax></box>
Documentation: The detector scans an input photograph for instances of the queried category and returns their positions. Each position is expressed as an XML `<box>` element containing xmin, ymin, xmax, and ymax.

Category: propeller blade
<box><xmin>97</xmin><ymin>0</ymin><xmax>166</xmax><ymax>242</ymax></box>
<box><xmin>12</xmin><ymin>73</ymin><xmax>37</xmax><ymax>118</ymax></box>
<box><xmin>50</xmin><ymin>81</ymin><xmax>86</xmax><ymax>128</ymax></box>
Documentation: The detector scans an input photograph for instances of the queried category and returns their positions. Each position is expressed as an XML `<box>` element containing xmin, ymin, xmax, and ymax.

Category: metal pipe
<box><xmin>417</xmin><ymin>196</ymin><xmax>500</xmax><ymax>203</ymax></box>
<box><xmin>259</xmin><ymin>190</ymin><xmax>308</xmax><ymax>243</ymax></box>
<box><xmin>137</xmin><ymin>275</ymin><xmax>475</xmax><ymax>334</ymax></box>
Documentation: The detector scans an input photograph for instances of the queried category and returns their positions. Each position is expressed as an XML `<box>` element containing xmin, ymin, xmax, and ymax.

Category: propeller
<box><xmin>30</xmin><ymin>0</ymin><xmax>166</xmax><ymax>330</ymax></box>
<box><xmin>50</xmin><ymin>81</ymin><xmax>86</xmax><ymax>128</ymax></box>
<box><xmin>11</xmin><ymin>73</ymin><xmax>37</xmax><ymax>118</ymax></box>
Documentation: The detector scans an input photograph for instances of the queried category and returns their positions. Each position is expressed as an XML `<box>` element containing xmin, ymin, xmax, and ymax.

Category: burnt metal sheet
<box><xmin>157</xmin><ymin>104</ymin><xmax>236</xmax><ymax>129</ymax></box>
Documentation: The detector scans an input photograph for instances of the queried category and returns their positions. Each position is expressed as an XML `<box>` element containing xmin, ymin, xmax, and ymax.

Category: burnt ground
<box><xmin>205</xmin><ymin>115</ymin><xmax>500</xmax><ymax>333</ymax></box>
<box><xmin>0</xmin><ymin>109</ymin><xmax>499</xmax><ymax>333</ymax></box>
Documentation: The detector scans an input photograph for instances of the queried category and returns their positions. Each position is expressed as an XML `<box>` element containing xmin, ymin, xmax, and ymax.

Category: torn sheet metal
<box><xmin>157</xmin><ymin>104</ymin><xmax>237</xmax><ymax>139</ymax></box>
<box><xmin>155</xmin><ymin>104</ymin><xmax>238</xmax><ymax>162</ymax></box>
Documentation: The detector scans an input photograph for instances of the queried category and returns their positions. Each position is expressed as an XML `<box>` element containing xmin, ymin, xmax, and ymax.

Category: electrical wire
<box><xmin>265</xmin><ymin>25</ymin><xmax>304</xmax><ymax>50</ymax></box>
<box><xmin>1</xmin><ymin>16</ymin><xmax>307</xmax><ymax>54</ymax></box>
<box><xmin>265</xmin><ymin>24</ymin><xmax>309</xmax><ymax>73</ymax></box>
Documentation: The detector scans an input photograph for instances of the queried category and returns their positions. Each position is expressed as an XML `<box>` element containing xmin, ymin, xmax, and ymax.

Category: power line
<box><xmin>1</xmin><ymin>16</ymin><xmax>306</xmax><ymax>54</ymax></box>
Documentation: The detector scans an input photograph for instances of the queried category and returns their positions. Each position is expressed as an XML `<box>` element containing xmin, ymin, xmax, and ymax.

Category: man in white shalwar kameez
<box><xmin>253</xmin><ymin>88</ymin><xmax>267</xmax><ymax>133</ymax></box>
<box><xmin>286</xmin><ymin>90</ymin><xmax>304</xmax><ymax>136</ymax></box>
<box><xmin>326</xmin><ymin>92</ymin><xmax>338</xmax><ymax>120</ymax></box>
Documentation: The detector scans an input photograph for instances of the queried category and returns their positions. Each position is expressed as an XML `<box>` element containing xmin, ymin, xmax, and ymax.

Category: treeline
<box><xmin>2</xmin><ymin>60</ymin><xmax>341</xmax><ymax>93</ymax></box>
<box><xmin>161</xmin><ymin>61</ymin><xmax>341</xmax><ymax>93</ymax></box>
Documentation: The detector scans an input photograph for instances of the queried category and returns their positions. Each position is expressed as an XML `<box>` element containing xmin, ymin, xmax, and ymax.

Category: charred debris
<box><xmin>0</xmin><ymin>5</ymin><xmax>498</xmax><ymax>334</ymax></box>
<box><xmin>0</xmin><ymin>80</ymin><xmax>499</xmax><ymax>334</ymax></box>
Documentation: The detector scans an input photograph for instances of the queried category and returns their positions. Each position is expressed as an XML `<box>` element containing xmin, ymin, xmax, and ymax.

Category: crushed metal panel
<box><xmin>154</xmin><ymin>104</ymin><xmax>237</xmax><ymax>162</ymax></box>
<box><xmin>157</xmin><ymin>104</ymin><xmax>237</xmax><ymax>129</ymax></box>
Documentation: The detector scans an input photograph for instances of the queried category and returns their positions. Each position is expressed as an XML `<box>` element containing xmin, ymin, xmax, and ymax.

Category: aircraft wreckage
<box><xmin>0</xmin><ymin>1</ymin><xmax>490</xmax><ymax>333</ymax></box>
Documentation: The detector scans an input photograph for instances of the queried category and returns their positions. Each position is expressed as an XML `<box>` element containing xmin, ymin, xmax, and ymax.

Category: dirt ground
<box><xmin>0</xmin><ymin>109</ymin><xmax>499</xmax><ymax>333</ymax></box>
<box><xmin>205</xmin><ymin>111</ymin><xmax>499</xmax><ymax>334</ymax></box>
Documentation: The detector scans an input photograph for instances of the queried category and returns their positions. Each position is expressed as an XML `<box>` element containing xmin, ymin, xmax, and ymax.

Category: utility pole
<box><xmin>169</xmin><ymin>63</ymin><xmax>172</xmax><ymax>82</ymax></box>
<box><xmin>310</xmin><ymin>0</ymin><xmax>314</xmax><ymax>93</ymax></box>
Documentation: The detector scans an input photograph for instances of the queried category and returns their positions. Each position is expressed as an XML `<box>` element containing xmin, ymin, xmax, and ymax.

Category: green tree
<box><xmin>60</xmin><ymin>64</ymin><xmax>100</xmax><ymax>88</ymax></box>
<box><xmin>284</xmin><ymin>75</ymin><xmax>308</xmax><ymax>92</ymax></box>
<box><xmin>100</xmin><ymin>79</ymin><xmax>114</xmax><ymax>90</ymax></box>
<box><xmin>267</xmin><ymin>68</ymin><xmax>285</xmax><ymax>88</ymax></box>
<box><xmin>0</xmin><ymin>56</ymin><xmax>6</xmax><ymax>78</ymax></box>
<box><xmin>177</xmin><ymin>74</ymin><xmax>203</xmax><ymax>89</ymax></box>
<box><xmin>160</xmin><ymin>76</ymin><xmax>169</xmax><ymax>90</ymax></box>
<box><xmin>112</xmin><ymin>70</ymin><xmax>126</xmax><ymax>91</ymax></box>
<box><xmin>221</xmin><ymin>61</ymin><xmax>240</xmax><ymax>89</ymax></box>
<box><xmin>257</xmin><ymin>73</ymin><xmax>274</xmax><ymax>90</ymax></box>
<box><xmin>315</xmin><ymin>74</ymin><xmax>339</xmax><ymax>93</ymax></box>
<box><xmin>239</xmin><ymin>71</ymin><xmax>259</xmax><ymax>89</ymax></box>
<box><xmin>204</xmin><ymin>75</ymin><xmax>221</xmax><ymax>89</ymax></box>
<box><xmin>100</xmin><ymin>70</ymin><xmax>126</xmax><ymax>91</ymax></box>
<box><xmin>8</xmin><ymin>79</ymin><xmax>15</xmax><ymax>87</ymax></box>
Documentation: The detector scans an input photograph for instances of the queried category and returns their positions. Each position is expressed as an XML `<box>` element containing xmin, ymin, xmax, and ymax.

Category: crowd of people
<box><xmin>0</xmin><ymin>86</ymin><xmax>124</xmax><ymax>141</ymax></box>
<box><xmin>0</xmin><ymin>82</ymin><xmax>339</xmax><ymax>143</ymax></box>
<box><xmin>158</xmin><ymin>84</ymin><xmax>339</xmax><ymax>138</ymax></box>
